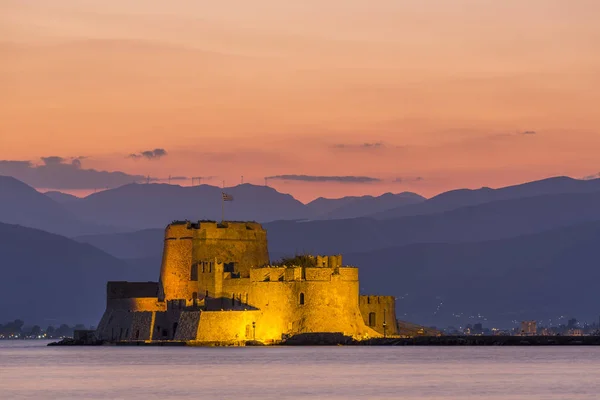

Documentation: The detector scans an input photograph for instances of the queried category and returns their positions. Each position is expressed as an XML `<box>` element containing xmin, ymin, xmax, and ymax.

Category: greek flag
<box><xmin>222</xmin><ymin>192</ymin><xmax>234</xmax><ymax>201</ymax></box>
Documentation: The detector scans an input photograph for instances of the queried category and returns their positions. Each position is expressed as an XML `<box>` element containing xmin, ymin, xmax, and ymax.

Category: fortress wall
<box><xmin>159</xmin><ymin>235</ymin><xmax>194</xmax><ymax>301</ymax></box>
<box><xmin>174</xmin><ymin>311</ymin><xmax>201</xmax><ymax>341</ymax></box>
<box><xmin>194</xmin><ymin>310</ymin><xmax>261</xmax><ymax>343</ymax></box>
<box><xmin>191</xmin><ymin>222</ymin><xmax>269</xmax><ymax>278</ymax></box>
<box><xmin>305</xmin><ymin>267</ymin><xmax>332</xmax><ymax>281</ymax></box>
<box><xmin>338</xmin><ymin>267</ymin><xmax>359</xmax><ymax>281</ymax></box>
<box><xmin>129</xmin><ymin>312</ymin><xmax>155</xmax><ymax>340</ymax></box>
<box><xmin>359</xmin><ymin>295</ymin><xmax>398</xmax><ymax>336</ymax></box>
<box><xmin>220</xmin><ymin>278</ymin><xmax>379</xmax><ymax>340</ymax></box>
<box><xmin>107</xmin><ymin>298</ymin><xmax>165</xmax><ymax>312</ymax></box>
<box><xmin>96</xmin><ymin>310</ymin><xmax>156</xmax><ymax>341</ymax></box>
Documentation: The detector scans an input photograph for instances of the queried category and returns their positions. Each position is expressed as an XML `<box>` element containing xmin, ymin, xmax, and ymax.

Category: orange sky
<box><xmin>1</xmin><ymin>0</ymin><xmax>599</xmax><ymax>201</ymax></box>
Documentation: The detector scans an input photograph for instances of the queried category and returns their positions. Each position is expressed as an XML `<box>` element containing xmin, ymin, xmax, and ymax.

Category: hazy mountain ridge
<box><xmin>44</xmin><ymin>191</ymin><xmax>80</xmax><ymax>204</ymax></box>
<box><xmin>345</xmin><ymin>220</ymin><xmax>600</xmax><ymax>326</ymax></box>
<box><xmin>372</xmin><ymin>176</ymin><xmax>600</xmax><ymax>219</ymax></box>
<box><xmin>0</xmin><ymin>222</ymin><xmax>155</xmax><ymax>326</ymax></box>
<box><xmin>0</xmin><ymin>175</ymin><xmax>117</xmax><ymax>236</ymax></box>
<box><xmin>77</xmin><ymin>190</ymin><xmax>600</xmax><ymax>261</ymax></box>
<box><xmin>307</xmin><ymin>192</ymin><xmax>425</xmax><ymax>220</ymax></box>
<box><xmin>66</xmin><ymin>183</ymin><xmax>309</xmax><ymax>230</ymax></box>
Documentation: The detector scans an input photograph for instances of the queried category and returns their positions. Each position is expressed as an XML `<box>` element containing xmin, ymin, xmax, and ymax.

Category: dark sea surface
<box><xmin>1</xmin><ymin>340</ymin><xmax>600</xmax><ymax>399</ymax></box>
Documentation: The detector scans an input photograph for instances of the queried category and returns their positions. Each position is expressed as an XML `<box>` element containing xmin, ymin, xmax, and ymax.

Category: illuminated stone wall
<box><xmin>95</xmin><ymin>221</ymin><xmax>394</xmax><ymax>344</ymax></box>
<box><xmin>359</xmin><ymin>295</ymin><xmax>398</xmax><ymax>336</ymax></box>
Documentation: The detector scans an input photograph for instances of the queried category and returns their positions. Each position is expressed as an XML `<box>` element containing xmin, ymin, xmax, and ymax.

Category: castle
<box><xmin>96</xmin><ymin>220</ymin><xmax>397</xmax><ymax>344</ymax></box>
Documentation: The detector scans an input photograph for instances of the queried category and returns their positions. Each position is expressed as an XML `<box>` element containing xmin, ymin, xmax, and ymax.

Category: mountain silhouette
<box><xmin>345</xmin><ymin>220</ymin><xmax>600</xmax><ymax>327</ymax></box>
<box><xmin>372</xmin><ymin>176</ymin><xmax>600</xmax><ymax>219</ymax></box>
<box><xmin>0</xmin><ymin>176</ymin><xmax>115</xmax><ymax>237</ymax></box>
<box><xmin>306</xmin><ymin>192</ymin><xmax>425</xmax><ymax>220</ymax></box>
<box><xmin>44</xmin><ymin>191</ymin><xmax>81</xmax><ymax>204</ymax></box>
<box><xmin>77</xmin><ymin>190</ymin><xmax>600</xmax><ymax>262</ymax></box>
<box><xmin>0</xmin><ymin>222</ymin><xmax>155</xmax><ymax>326</ymax></box>
<box><xmin>66</xmin><ymin>183</ymin><xmax>308</xmax><ymax>230</ymax></box>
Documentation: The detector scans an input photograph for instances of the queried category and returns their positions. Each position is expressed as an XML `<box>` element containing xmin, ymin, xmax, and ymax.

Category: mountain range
<box><xmin>0</xmin><ymin>222</ymin><xmax>154</xmax><ymax>326</ymax></box>
<box><xmin>3</xmin><ymin>173</ymin><xmax>600</xmax><ymax>327</ymax></box>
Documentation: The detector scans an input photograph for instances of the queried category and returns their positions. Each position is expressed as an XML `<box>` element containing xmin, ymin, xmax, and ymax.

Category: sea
<box><xmin>1</xmin><ymin>340</ymin><xmax>599</xmax><ymax>400</ymax></box>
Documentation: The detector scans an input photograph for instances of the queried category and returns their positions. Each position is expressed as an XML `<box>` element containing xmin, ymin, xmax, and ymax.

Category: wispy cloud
<box><xmin>583</xmin><ymin>172</ymin><xmax>600</xmax><ymax>180</ymax></box>
<box><xmin>127</xmin><ymin>148</ymin><xmax>168</xmax><ymax>160</ymax></box>
<box><xmin>331</xmin><ymin>142</ymin><xmax>386</xmax><ymax>151</ymax></box>
<box><xmin>0</xmin><ymin>157</ymin><xmax>145</xmax><ymax>189</ymax></box>
<box><xmin>520</xmin><ymin>131</ymin><xmax>537</xmax><ymax>135</ymax></box>
<box><xmin>393</xmin><ymin>176</ymin><xmax>424</xmax><ymax>183</ymax></box>
<box><xmin>266</xmin><ymin>174</ymin><xmax>381</xmax><ymax>183</ymax></box>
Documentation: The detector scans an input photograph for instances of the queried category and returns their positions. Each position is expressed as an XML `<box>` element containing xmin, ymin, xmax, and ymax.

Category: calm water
<box><xmin>1</xmin><ymin>341</ymin><xmax>600</xmax><ymax>399</ymax></box>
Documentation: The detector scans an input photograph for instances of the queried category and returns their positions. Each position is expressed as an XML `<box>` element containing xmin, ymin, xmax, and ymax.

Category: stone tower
<box><xmin>158</xmin><ymin>221</ymin><xmax>269</xmax><ymax>301</ymax></box>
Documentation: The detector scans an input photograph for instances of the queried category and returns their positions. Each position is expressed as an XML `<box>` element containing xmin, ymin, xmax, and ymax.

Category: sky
<box><xmin>1</xmin><ymin>0</ymin><xmax>599</xmax><ymax>202</ymax></box>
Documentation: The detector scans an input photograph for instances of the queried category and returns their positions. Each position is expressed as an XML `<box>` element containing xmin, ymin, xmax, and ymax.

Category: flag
<box><xmin>222</xmin><ymin>192</ymin><xmax>234</xmax><ymax>201</ymax></box>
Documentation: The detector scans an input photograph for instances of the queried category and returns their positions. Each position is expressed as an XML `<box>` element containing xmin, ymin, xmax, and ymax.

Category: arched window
<box><xmin>299</xmin><ymin>292</ymin><xmax>305</xmax><ymax>305</ymax></box>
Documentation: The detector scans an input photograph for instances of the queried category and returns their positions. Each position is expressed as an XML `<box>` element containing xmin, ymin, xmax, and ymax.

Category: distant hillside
<box><xmin>78</xmin><ymin>191</ymin><xmax>600</xmax><ymax>263</ymax></box>
<box><xmin>76</xmin><ymin>228</ymin><xmax>164</xmax><ymax>260</ymax></box>
<box><xmin>66</xmin><ymin>183</ymin><xmax>309</xmax><ymax>230</ymax></box>
<box><xmin>266</xmin><ymin>191</ymin><xmax>600</xmax><ymax>255</ymax></box>
<box><xmin>0</xmin><ymin>175</ymin><xmax>114</xmax><ymax>237</ymax></box>
<box><xmin>344</xmin><ymin>220</ymin><xmax>600</xmax><ymax>327</ymax></box>
<box><xmin>44</xmin><ymin>191</ymin><xmax>80</xmax><ymax>204</ymax></box>
<box><xmin>307</xmin><ymin>192</ymin><xmax>425</xmax><ymax>220</ymax></box>
<box><xmin>0</xmin><ymin>222</ymin><xmax>155</xmax><ymax>326</ymax></box>
<box><xmin>372</xmin><ymin>176</ymin><xmax>600</xmax><ymax>219</ymax></box>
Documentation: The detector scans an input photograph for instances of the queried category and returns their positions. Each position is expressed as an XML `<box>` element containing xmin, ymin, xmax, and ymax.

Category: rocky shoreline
<box><xmin>48</xmin><ymin>332</ymin><xmax>600</xmax><ymax>347</ymax></box>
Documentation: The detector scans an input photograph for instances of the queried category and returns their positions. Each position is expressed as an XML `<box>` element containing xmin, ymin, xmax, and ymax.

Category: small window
<box><xmin>368</xmin><ymin>312</ymin><xmax>376</xmax><ymax>327</ymax></box>
<box><xmin>190</xmin><ymin>264</ymin><xmax>198</xmax><ymax>281</ymax></box>
<box><xmin>202</xmin><ymin>263</ymin><xmax>205</xmax><ymax>273</ymax></box>
<box><xmin>299</xmin><ymin>292</ymin><xmax>305</xmax><ymax>305</ymax></box>
<box><xmin>135</xmin><ymin>330</ymin><xmax>140</xmax><ymax>339</ymax></box>
<box><xmin>232</xmin><ymin>294</ymin><xmax>235</xmax><ymax>307</ymax></box>
<box><xmin>367</xmin><ymin>297</ymin><xmax>371</xmax><ymax>304</ymax></box>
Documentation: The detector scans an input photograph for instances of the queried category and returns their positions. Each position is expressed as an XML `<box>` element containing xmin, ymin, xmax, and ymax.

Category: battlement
<box><xmin>166</xmin><ymin>220</ymin><xmax>264</xmax><ymax>239</ymax></box>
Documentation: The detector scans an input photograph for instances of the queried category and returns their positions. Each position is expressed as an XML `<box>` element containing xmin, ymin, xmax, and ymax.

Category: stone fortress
<box><xmin>96</xmin><ymin>220</ymin><xmax>397</xmax><ymax>344</ymax></box>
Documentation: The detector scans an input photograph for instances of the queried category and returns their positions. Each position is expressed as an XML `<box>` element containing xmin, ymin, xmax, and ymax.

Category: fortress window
<box><xmin>299</xmin><ymin>292</ymin><xmax>305</xmax><ymax>305</ymax></box>
<box><xmin>202</xmin><ymin>264</ymin><xmax>205</xmax><ymax>273</ymax></box>
<box><xmin>190</xmin><ymin>264</ymin><xmax>198</xmax><ymax>281</ymax></box>
<box><xmin>232</xmin><ymin>294</ymin><xmax>235</xmax><ymax>307</ymax></box>
<box><xmin>192</xmin><ymin>292</ymin><xmax>198</xmax><ymax>307</ymax></box>
<box><xmin>368</xmin><ymin>312</ymin><xmax>377</xmax><ymax>327</ymax></box>
<box><xmin>367</xmin><ymin>297</ymin><xmax>371</xmax><ymax>304</ymax></box>
<box><xmin>135</xmin><ymin>330</ymin><xmax>140</xmax><ymax>339</ymax></box>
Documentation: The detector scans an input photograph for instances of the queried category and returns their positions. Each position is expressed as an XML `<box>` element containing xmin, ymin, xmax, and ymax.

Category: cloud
<box><xmin>128</xmin><ymin>148</ymin><xmax>168</xmax><ymax>160</ymax></box>
<box><xmin>393</xmin><ymin>176</ymin><xmax>424</xmax><ymax>183</ymax></box>
<box><xmin>331</xmin><ymin>142</ymin><xmax>386</xmax><ymax>151</ymax></box>
<box><xmin>583</xmin><ymin>172</ymin><xmax>600</xmax><ymax>180</ymax></box>
<box><xmin>41</xmin><ymin>156</ymin><xmax>66</xmax><ymax>165</ymax></box>
<box><xmin>266</xmin><ymin>174</ymin><xmax>381</xmax><ymax>183</ymax></box>
<box><xmin>0</xmin><ymin>157</ymin><xmax>145</xmax><ymax>190</ymax></box>
<box><xmin>520</xmin><ymin>131</ymin><xmax>537</xmax><ymax>135</ymax></box>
